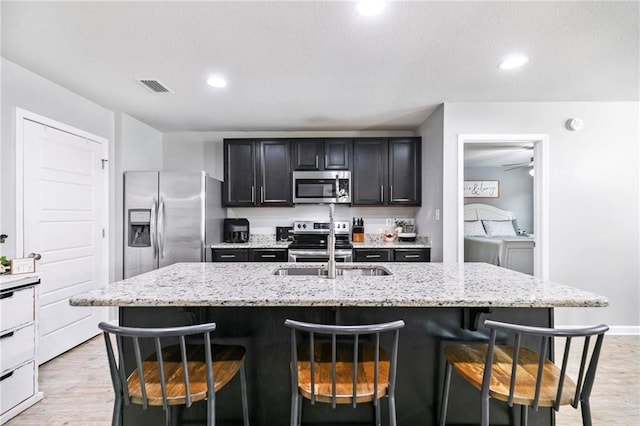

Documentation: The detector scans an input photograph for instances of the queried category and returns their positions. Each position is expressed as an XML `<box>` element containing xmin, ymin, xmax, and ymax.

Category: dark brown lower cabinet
<box><xmin>354</xmin><ymin>248</ymin><xmax>430</xmax><ymax>262</ymax></box>
<box><xmin>212</xmin><ymin>248</ymin><xmax>287</xmax><ymax>262</ymax></box>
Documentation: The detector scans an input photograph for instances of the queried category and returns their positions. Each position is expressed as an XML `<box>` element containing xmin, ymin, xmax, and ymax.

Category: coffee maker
<box><xmin>223</xmin><ymin>218</ymin><xmax>250</xmax><ymax>243</ymax></box>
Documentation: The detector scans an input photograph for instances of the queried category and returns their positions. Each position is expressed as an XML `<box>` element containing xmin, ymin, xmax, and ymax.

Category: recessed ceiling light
<box><xmin>356</xmin><ymin>0</ymin><xmax>386</xmax><ymax>17</ymax></box>
<box><xmin>498</xmin><ymin>55</ymin><xmax>529</xmax><ymax>70</ymax></box>
<box><xmin>207</xmin><ymin>76</ymin><xmax>227</xmax><ymax>88</ymax></box>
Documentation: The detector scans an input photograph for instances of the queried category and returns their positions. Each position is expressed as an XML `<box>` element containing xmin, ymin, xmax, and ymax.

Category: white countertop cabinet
<box><xmin>0</xmin><ymin>274</ymin><xmax>43</xmax><ymax>425</ymax></box>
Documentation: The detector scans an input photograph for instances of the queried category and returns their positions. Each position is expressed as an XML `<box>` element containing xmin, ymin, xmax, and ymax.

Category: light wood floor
<box><xmin>6</xmin><ymin>335</ymin><xmax>639</xmax><ymax>425</ymax></box>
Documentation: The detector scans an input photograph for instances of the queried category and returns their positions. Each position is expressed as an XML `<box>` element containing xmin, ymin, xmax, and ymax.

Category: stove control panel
<box><xmin>293</xmin><ymin>221</ymin><xmax>350</xmax><ymax>234</ymax></box>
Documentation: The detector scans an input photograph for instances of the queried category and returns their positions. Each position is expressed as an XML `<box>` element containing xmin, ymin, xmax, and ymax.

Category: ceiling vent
<box><xmin>136</xmin><ymin>78</ymin><xmax>173</xmax><ymax>93</ymax></box>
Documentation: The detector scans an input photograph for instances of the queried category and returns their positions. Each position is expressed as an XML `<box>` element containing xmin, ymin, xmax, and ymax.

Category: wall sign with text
<box><xmin>463</xmin><ymin>180</ymin><xmax>500</xmax><ymax>198</ymax></box>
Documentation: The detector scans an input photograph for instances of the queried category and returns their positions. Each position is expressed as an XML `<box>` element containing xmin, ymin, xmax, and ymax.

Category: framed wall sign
<box><xmin>463</xmin><ymin>180</ymin><xmax>500</xmax><ymax>198</ymax></box>
<box><xmin>10</xmin><ymin>257</ymin><xmax>36</xmax><ymax>275</ymax></box>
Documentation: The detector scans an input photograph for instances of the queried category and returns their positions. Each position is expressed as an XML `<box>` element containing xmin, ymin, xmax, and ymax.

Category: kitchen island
<box><xmin>71</xmin><ymin>262</ymin><xmax>607</xmax><ymax>425</ymax></box>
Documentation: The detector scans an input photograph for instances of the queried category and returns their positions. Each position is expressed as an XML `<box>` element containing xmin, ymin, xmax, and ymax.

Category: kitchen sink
<box><xmin>272</xmin><ymin>265</ymin><xmax>392</xmax><ymax>276</ymax></box>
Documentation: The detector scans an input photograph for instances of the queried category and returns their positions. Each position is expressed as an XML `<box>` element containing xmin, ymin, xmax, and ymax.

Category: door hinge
<box><xmin>101</xmin><ymin>159</ymin><xmax>108</xmax><ymax>169</ymax></box>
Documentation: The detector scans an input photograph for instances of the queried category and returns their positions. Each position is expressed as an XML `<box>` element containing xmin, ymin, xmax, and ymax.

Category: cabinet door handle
<box><xmin>220</xmin><ymin>254</ymin><xmax>236</xmax><ymax>259</ymax></box>
<box><xmin>261</xmin><ymin>186</ymin><xmax>264</xmax><ymax>203</ymax></box>
<box><xmin>325</xmin><ymin>155</ymin><xmax>329</xmax><ymax>168</ymax></box>
<box><xmin>404</xmin><ymin>254</ymin><xmax>420</xmax><ymax>258</ymax></box>
<box><xmin>0</xmin><ymin>371</ymin><xmax>14</xmax><ymax>382</ymax></box>
<box><xmin>315</xmin><ymin>155</ymin><xmax>319</xmax><ymax>169</ymax></box>
<box><xmin>0</xmin><ymin>331</ymin><xmax>15</xmax><ymax>340</ymax></box>
<box><xmin>366</xmin><ymin>254</ymin><xmax>381</xmax><ymax>259</ymax></box>
<box><xmin>251</xmin><ymin>186</ymin><xmax>255</xmax><ymax>203</ymax></box>
<box><xmin>380</xmin><ymin>186</ymin><xmax>384</xmax><ymax>203</ymax></box>
<box><xmin>261</xmin><ymin>254</ymin><xmax>277</xmax><ymax>258</ymax></box>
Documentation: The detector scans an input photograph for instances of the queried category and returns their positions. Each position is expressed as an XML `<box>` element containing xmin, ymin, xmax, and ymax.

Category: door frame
<box><xmin>457</xmin><ymin>133</ymin><xmax>549</xmax><ymax>279</ymax></box>
<box><xmin>15</xmin><ymin>107</ymin><xmax>109</xmax><ymax>283</ymax></box>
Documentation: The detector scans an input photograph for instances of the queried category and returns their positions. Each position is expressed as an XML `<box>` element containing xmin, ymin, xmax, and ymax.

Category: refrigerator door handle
<box><xmin>150</xmin><ymin>199</ymin><xmax>158</xmax><ymax>259</ymax></box>
<box><xmin>158</xmin><ymin>198</ymin><xmax>165</xmax><ymax>259</ymax></box>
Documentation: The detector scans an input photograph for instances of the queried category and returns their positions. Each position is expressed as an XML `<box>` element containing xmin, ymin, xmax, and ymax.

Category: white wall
<box><xmin>442</xmin><ymin>102</ymin><xmax>640</xmax><ymax>328</ymax></box>
<box><xmin>415</xmin><ymin>105</ymin><xmax>444</xmax><ymax>261</ymax></box>
<box><xmin>464</xmin><ymin>166</ymin><xmax>533</xmax><ymax>233</ymax></box>
<box><xmin>0</xmin><ymin>58</ymin><xmax>115</xmax><ymax>264</ymax></box>
<box><xmin>163</xmin><ymin>130</ymin><xmax>420</xmax><ymax>236</ymax></box>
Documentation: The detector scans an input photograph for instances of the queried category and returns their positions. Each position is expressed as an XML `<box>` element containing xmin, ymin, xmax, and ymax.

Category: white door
<box><xmin>21</xmin><ymin>116</ymin><xmax>109</xmax><ymax>364</ymax></box>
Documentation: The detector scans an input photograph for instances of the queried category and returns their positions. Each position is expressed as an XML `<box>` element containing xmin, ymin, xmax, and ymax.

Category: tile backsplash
<box><xmin>227</xmin><ymin>205</ymin><xmax>421</xmax><ymax>235</ymax></box>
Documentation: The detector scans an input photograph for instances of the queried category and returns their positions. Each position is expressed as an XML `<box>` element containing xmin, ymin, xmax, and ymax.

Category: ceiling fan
<box><xmin>503</xmin><ymin>156</ymin><xmax>534</xmax><ymax>171</ymax></box>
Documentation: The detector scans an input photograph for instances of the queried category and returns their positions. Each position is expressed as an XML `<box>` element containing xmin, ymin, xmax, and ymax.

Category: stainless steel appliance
<box><xmin>288</xmin><ymin>220</ymin><xmax>352</xmax><ymax>262</ymax></box>
<box><xmin>124</xmin><ymin>171</ymin><xmax>223</xmax><ymax>278</ymax></box>
<box><xmin>224</xmin><ymin>218</ymin><xmax>250</xmax><ymax>243</ymax></box>
<box><xmin>292</xmin><ymin>171</ymin><xmax>351</xmax><ymax>204</ymax></box>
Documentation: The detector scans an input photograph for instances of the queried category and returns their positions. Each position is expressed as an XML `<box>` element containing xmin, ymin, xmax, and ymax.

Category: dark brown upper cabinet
<box><xmin>352</xmin><ymin>137</ymin><xmax>421</xmax><ymax>206</ymax></box>
<box><xmin>293</xmin><ymin>139</ymin><xmax>351</xmax><ymax>170</ymax></box>
<box><xmin>223</xmin><ymin>139</ymin><xmax>293</xmax><ymax>207</ymax></box>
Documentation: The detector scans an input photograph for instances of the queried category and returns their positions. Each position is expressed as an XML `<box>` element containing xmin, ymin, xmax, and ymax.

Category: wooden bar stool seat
<box><xmin>443</xmin><ymin>343</ymin><xmax>577</xmax><ymax>407</ymax></box>
<box><xmin>99</xmin><ymin>322</ymin><xmax>249</xmax><ymax>426</ymax></box>
<box><xmin>296</xmin><ymin>341</ymin><xmax>390</xmax><ymax>405</ymax></box>
<box><xmin>439</xmin><ymin>320</ymin><xmax>608</xmax><ymax>426</ymax></box>
<box><xmin>126</xmin><ymin>344</ymin><xmax>246</xmax><ymax>406</ymax></box>
<box><xmin>285</xmin><ymin>319</ymin><xmax>405</xmax><ymax>426</ymax></box>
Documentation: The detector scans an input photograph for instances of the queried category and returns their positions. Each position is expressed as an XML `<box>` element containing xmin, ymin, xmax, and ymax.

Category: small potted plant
<box><xmin>0</xmin><ymin>256</ymin><xmax>9</xmax><ymax>274</ymax></box>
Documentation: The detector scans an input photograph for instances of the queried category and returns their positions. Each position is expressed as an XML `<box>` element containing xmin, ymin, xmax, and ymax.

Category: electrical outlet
<box><xmin>435</xmin><ymin>209</ymin><xmax>440</xmax><ymax>221</ymax></box>
<box><xmin>385</xmin><ymin>218</ymin><xmax>394</xmax><ymax>227</ymax></box>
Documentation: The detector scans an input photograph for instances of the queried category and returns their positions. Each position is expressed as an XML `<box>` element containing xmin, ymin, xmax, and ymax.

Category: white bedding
<box><xmin>463</xmin><ymin>204</ymin><xmax>534</xmax><ymax>275</ymax></box>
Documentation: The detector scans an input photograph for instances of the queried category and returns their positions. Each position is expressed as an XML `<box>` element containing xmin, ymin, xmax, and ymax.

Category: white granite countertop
<box><xmin>70</xmin><ymin>262</ymin><xmax>607</xmax><ymax>308</ymax></box>
<box><xmin>210</xmin><ymin>240</ymin><xmax>430</xmax><ymax>249</ymax></box>
<box><xmin>211</xmin><ymin>241</ymin><xmax>291</xmax><ymax>249</ymax></box>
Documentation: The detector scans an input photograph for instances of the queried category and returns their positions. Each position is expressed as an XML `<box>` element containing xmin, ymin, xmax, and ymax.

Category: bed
<box><xmin>464</xmin><ymin>203</ymin><xmax>534</xmax><ymax>275</ymax></box>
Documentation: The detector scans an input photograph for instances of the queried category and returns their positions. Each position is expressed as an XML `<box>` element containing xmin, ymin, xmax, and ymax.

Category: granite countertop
<box><xmin>211</xmin><ymin>237</ymin><xmax>430</xmax><ymax>250</ymax></box>
<box><xmin>211</xmin><ymin>241</ymin><xmax>292</xmax><ymax>249</ymax></box>
<box><xmin>70</xmin><ymin>262</ymin><xmax>607</xmax><ymax>308</ymax></box>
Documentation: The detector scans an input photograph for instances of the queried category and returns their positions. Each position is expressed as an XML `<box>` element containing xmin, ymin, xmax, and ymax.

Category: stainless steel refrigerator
<box><xmin>124</xmin><ymin>171</ymin><xmax>223</xmax><ymax>278</ymax></box>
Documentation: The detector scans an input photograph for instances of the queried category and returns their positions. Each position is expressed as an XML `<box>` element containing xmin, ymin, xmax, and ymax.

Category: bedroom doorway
<box><xmin>457</xmin><ymin>134</ymin><xmax>549</xmax><ymax>280</ymax></box>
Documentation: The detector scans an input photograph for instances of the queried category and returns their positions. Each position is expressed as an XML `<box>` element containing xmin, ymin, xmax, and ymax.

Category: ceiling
<box><xmin>2</xmin><ymin>1</ymin><xmax>638</xmax><ymax>133</ymax></box>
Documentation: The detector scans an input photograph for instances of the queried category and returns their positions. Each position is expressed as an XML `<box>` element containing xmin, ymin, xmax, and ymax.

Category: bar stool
<box><xmin>98</xmin><ymin>321</ymin><xmax>249</xmax><ymax>426</ymax></box>
<box><xmin>284</xmin><ymin>319</ymin><xmax>405</xmax><ymax>426</ymax></box>
<box><xmin>439</xmin><ymin>319</ymin><xmax>609</xmax><ymax>426</ymax></box>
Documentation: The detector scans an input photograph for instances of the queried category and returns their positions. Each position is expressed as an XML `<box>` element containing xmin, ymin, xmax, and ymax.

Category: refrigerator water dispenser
<box><xmin>128</xmin><ymin>209</ymin><xmax>151</xmax><ymax>247</ymax></box>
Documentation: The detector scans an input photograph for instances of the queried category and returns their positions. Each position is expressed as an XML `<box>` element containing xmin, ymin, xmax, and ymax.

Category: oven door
<box><xmin>288</xmin><ymin>249</ymin><xmax>352</xmax><ymax>263</ymax></box>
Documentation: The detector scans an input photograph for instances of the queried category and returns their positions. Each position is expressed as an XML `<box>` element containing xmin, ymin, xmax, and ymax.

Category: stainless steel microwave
<box><xmin>292</xmin><ymin>171</ymin><xmax>351</xmax><ymax>204</ymax></box>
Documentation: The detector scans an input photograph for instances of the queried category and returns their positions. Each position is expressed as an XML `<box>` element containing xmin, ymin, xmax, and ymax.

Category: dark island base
<box><xmin>119</xmin><ymin>306</ymin><xmax>555</xmax><ymax>425</ymax></box>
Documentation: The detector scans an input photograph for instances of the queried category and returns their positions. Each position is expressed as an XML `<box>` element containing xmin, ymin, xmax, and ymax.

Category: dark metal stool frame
<box><xmin>285</xmin><ymin>319</ymin><xmax>405</xmax><ymax>426</ymax></box>
<box><xmin>439</xmin><ymin>319</ymin><xmax>609</xmax><ymax>426</ymax></box>
<box><xmin>99</xmin><ymin>321</ymin><xmax>249</xmax><ymax>426</ymax></box>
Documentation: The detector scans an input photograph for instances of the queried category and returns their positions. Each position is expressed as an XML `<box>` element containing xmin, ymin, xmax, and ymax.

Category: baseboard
<box><xmin>607</xmin><ymin>325</ymin><xmax>640</xmax><ymax>335</ymax></box>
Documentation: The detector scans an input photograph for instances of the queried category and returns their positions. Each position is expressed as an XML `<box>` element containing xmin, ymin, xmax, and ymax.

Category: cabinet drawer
<box><xmin>0</xmin><ymin>286</ymin><xmax>35</xmax><ymax>332</ymax></box>
<box><xmin>0</xmin><ymin>361</ymin><xmax>34</xmax><ymax>414</ymax></box>
<box><xmin>0</xmin><ymin>324</ymin><xmax>35</xmax><ymax>374</ymax></box>
<box><xmin>354</xmin><ymin>249</ymin><xmax>393</xmax><ymax>262</ymax></box>
<box><xmin>250</xmin><ymin>249</ymin><xmax>287</xmax><ymax>262</ymax></box>
<box><xmin>394</xmin><ymin>249</ymin><xmax>430</xmax><ymax>262</ymax></box>
<box><xmin>212</xmin><ymin>249</ymin><xmax>249</xmax><ymax>262</ymax></box>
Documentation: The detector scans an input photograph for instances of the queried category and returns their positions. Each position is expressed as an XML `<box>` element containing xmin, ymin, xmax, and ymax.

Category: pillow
<box><xmin>482</xmin><ymin>220</ymin><xmax>517</xmax><ymax>237</ymax></box>
<box><xmin>464</xmin><ymin>220</ymin><xmax>487</xmax><ymax>237</ymax></box>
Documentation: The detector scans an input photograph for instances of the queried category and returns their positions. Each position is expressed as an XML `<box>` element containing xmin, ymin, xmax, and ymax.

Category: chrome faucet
<box><xmin>327</xmin><ymin>203</ymin><xmax>336</xmax><ymax>279</ymax></box>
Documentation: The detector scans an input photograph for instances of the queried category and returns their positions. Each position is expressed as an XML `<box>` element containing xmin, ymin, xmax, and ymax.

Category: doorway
<box><xmin>457</xmin><ymin>134</ymin><xmax>549</xmax><ymax>279</ymax></box>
